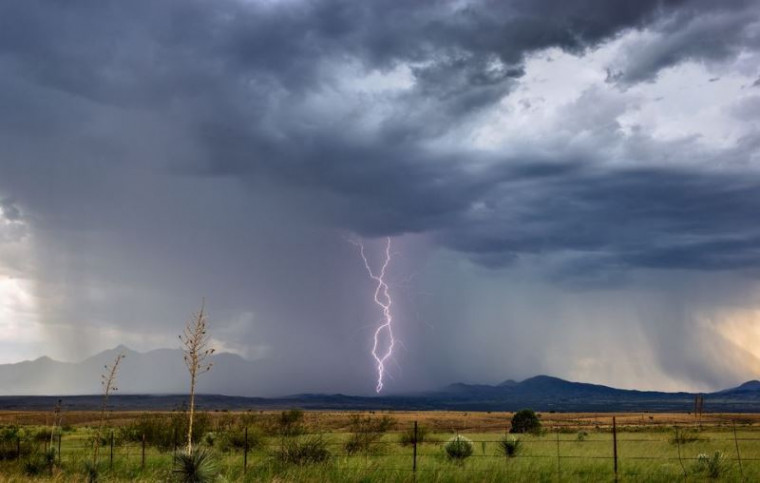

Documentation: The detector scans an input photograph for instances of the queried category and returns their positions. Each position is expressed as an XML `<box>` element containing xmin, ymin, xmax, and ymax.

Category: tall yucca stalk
<box><xmin>93</xmin><ymin>352</ymin><xmax>124</xmax><ymax>465</ymax></box>
<box><xmin>179</xmin><ymin>302</ymin><xmax>214</xmax><ymax>454</ymax></box>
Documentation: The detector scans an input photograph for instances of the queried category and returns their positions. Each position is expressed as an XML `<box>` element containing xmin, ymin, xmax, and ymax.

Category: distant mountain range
<box><xmin>0</xmin><ymin>347</ymin><xmax>758</xmax><ymax>412</ymax></box>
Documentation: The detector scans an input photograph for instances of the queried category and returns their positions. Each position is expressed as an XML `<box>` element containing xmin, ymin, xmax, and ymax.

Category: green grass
<box><xmin>0</xmin><ymin>425</ymin><xmax>759</xmax><ymax>481</ymax></box>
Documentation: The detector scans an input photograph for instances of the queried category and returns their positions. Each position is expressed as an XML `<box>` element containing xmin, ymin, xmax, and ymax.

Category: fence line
<box><xmin>2</xmin><ymin>416</ymin><xmax>759</xmax><ymax>479</ymax></box>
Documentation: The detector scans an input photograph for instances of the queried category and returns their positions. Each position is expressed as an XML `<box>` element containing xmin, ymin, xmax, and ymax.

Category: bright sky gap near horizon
<box><xmin>1</xmin><ymin>0</ymin><xmax>760</xmax><ymax>396</ymax></box>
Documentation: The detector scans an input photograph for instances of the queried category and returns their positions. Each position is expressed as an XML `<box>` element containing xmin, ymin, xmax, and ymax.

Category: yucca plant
<box><xmin>498</xmin><ymin>435</ymin><xmax>522</xmax><ymax>457</ymax></box>
<box><xmin>179</xmin><ymin>302</ymin><xmax>215</xmax><ymax>454</ymax></box>
<box><xmin>694</xmin><ymin>451</ymin><xmax>727</xmax><ymax>478</ymax></box>
<box><xmin>93</xmin><ymin>352</ymin><xmax>125</xmax><ymax>466</ymax></box>
<box><xmin>173</xmin><ymin>448</ymin><xmax>218</xmax><ymax>483</ymax></box>
<box><xmin>444</xmin><ymin>435</ymin><xmax>473</xmax><ymax>461</ymax></box>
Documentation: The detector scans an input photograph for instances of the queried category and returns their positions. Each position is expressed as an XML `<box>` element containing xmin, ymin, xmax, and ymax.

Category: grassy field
<box><xmin>0</xmin><ymin>410</ymin><xmax>758</xmax><ymax>481</ymax></box>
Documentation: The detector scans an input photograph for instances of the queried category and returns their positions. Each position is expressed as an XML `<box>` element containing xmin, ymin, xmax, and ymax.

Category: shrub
<box><xmin>278</xmin><ymin>436</ymin><xmax>330</xmax><ymax>465</ymax></box>
<box><xmin>344</xmin><ymin>415</ymin><xmax>394</xmax><ymax>455</ymax></box>
<box><xmin>22</xmin><ymin>449</ymin><xmax>55</xmax><ymax>477</ymax></box>
<box><xmin>577</xmin><ymin>431</ymin><xmax>588</xmax><ymax>441</ymax></box>
<box><xmin>215</xmin><ymin>426</ymin><xmax>263</xmax><ymax>452</ymax></box>
<box><xmin>173</xmin><ymin>449</ymin><xmax>218</xmax><ymax>483</ymax></box>
<box><xmin>497</xmin><ymin>435</ymin><xmax>521</xmax><ymax>457</ymax></box>
<box><xmin>277</xmin><ymin>409</ymin><xmax>306</xmax><ymax>437</ymax></box>
<box><xmin>399</xmin><ymin>424</ymin><xmax>429</xmax><ymax>446</ymax></box>
<box><xmin>694</xmin><ymin>451</ymin><xmax>727</xmax><ymax>478</ymax></box>
<box><xmin>510</xmin><ymin>409</ymin><xmax>541</xmax><ymax>434</ymax></box>
<box><xmin>119</xmin><ymin>410</ymin><xmax>212</xmax><ymax>451</ymax></box>
<box><xmin>0</xmin><ymin>426</ymin><xmax>27</xmax><ymax>461</ymax></box>
<box><xmin>444</xmin><ymin>435</ymin><xmax>473</xmax><ymax>461</ymax></box>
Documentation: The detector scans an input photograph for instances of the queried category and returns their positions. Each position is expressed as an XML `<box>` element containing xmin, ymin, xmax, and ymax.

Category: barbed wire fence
<box><xmin>3</xmin><ymin>416</ymin><xmax>760</xmax><ymax>480</ymax></box>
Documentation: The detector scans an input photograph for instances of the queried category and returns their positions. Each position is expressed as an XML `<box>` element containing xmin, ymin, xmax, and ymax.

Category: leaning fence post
<box><xmin>109</xmin><ymin>430</ymin><xmax>114</xmax><ymax>469</ymax></box>
<box><xmin>412</xmin><ymin>421</ymin><xmax>418</xmax><ymax>473</ymax></box>
<box><xmin>244</xmin><ymin>426</ymin><xmax>249</xmax><ymax>474</ymax></box>
<box><xmin>16</xmin><ymin>435</ymin><xmax>20</xmax><ymax>460</ymax></box>
<box><xmin>141</xmin><ymin>433</ymin><xmax>146</xmax><ymax>469</ymax></box>
<box><xmin>612</xmin><ymin>416</ymin><xmax>618</xmax><ymax>480</ymax></box>
<box><xmin>732</xmin><ymin>420</ymin><xmax>744</xmax><ymax>480</ymax></box>
<box><xmin>58</xmin><ymin>432</ymin><xmax>62</xmax><ymax>465</ymax></box>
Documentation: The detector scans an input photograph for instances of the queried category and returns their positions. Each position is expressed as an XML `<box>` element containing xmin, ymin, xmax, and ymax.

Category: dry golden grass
<box><xmin>2</xmin><ymin>409</ymin><xmax>758</xmax><ymax>431</ymax></box>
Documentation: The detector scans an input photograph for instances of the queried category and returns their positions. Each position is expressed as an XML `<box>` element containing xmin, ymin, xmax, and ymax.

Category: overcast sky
<box><xmin>1</xmin><ymin>0</ymin><xmax>760</xmax><ymax>395</ymax></box>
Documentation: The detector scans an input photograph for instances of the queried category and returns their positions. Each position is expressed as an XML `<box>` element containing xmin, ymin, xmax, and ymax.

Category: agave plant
<box><xmin>173</xmin><ymin>448</ymin><xmax>218</xmax><ymax>483</ymax></box>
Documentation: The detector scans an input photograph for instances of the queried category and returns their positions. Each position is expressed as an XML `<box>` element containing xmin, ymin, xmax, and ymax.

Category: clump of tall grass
<box><xmin>444</xmin><ymin>435</ymin><xmax>473</xmax><ymax>461</ymax></box>
<box><xmin>670</xmin><ymin>429</ymin><xmax>705</xmax><ymax>444</ymax></box>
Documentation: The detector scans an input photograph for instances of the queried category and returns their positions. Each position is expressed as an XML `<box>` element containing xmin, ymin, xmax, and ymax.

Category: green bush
<box><xmin>119</xmin><ymin>410</ymin><xmax>212</xmax><ymax>451</ymax></box>
<box><xmin>278</xmin><ymin>435</ymin><xmax>330</xmax><ymax>465</ymax></box>
<box><xmin>275</xmin><ymin>409</ymin><xmax>306</xmax><ymax>437</ymax></box>
<box><xmin>215</xmin><ymin>426</ymin><xmax>263</xmax><ymax>452</ymax></box>
<box><xmin>344</xmin><ymin>415</ymin><xmax>394</xmax><ymax>455</ymax></box>
<box><xmin>444</xmin><ymin>435</ymin><xmax>473</xmax><ymax>461</ymax></box>
<box><xmin>22</xmin><ymin>449</ymin><xmax>55</xmax><ymax>477</ymax></box>
<box><xmin>0</xmin><ymin>426</ymin><xmax>27</xmax><ymax>460</ymax></box>
<box><xmin>399</xmin><ymin>424</ymin><xmax>429</xmax><ymax>446</ymax></box>
<box><xmin>510</xmin><ymin>409</ymin><xmax>541</xmax><ymax>434</ymax></box>
<box><xmin>497</xmin><ymin>435</ymin><xmax>521</xmax><ymax>457</ymax></box>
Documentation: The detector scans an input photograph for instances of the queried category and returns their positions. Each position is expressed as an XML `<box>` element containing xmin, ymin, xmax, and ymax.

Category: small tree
<box><xmin>179</xmin><ymin>302</ymin><xmax>215</xmax><ymax>454</ymax></box>
<box><xmin>510</xmin><ymin>409</ymin><xmax>541</xmax><ymax>434</ymax></box>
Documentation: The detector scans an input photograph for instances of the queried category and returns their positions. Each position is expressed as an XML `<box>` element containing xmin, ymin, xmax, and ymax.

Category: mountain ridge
<box><xmin>0</xmin><ymin>346</ymin><xmax>758</xmax><ymax>412</ymax></box>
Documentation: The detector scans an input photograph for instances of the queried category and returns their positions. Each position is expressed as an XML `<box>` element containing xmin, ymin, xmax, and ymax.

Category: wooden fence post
<box><xmin>141</xmin><ymin>433</ymin><xmax>146</xmax><ymax>469</ymax></box>
<box><xmin>58</xmin><ymin>433</ymin><xmax>62</xmax><ymax>465</ymax></box>
<box><xmin>612</xmin><ymin>416</ymin><xmax>618</xmax><ymax>481</ymax></box>
<box><xmin>109</xmin><ymin>430</ymin><xmax>114</xmax><ymax>469</ymax></box>
<box><xmin>412</xmin><ymin>421</ymin><xmax>418</xmax><ymax>473</ymax></box>
<box><xmin>244</xmin><ymin>426</ymin><xmax>249</xmax><ymax>474</ymax></box>
<box><xmin>556</xmin><ymin>427</ymin><xmax>561</xmax><ymax>482</ymax></box>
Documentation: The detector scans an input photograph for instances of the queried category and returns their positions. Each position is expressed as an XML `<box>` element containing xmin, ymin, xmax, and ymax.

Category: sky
<box><xmin>1</xmin><ymin>0</ymin><xmax>760</xmax><ymax>396</ymax></box>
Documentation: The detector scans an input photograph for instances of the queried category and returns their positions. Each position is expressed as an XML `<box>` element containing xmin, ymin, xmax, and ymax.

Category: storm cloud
<box><xmin>0</xmin><ymin>0</ymin><xmax>759</xmax><ymax>394</ymax></box>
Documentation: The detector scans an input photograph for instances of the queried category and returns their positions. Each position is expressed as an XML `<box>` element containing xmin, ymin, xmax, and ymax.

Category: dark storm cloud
<box><xmin>609</xmin><ymin>0</ymin><xmax>760</xmax><ymax>84</ymax></box>
<box><xmin>0</xmin><ymin>0</ymin><xmax>759</xmax><ymax>276</ymax></box>
<box><xmin>443</xmin><ymin>165</ymin><xmax>760</xmax><ymax>274</ymax></box>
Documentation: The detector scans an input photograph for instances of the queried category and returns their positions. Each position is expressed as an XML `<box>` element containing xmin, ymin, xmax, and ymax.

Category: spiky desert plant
<box><xmin>498</xmin><ymin>435</ymin><xmax>522</xmax><ymax>457</ymax></box>
<box><xmin>173</xmin><ymin>447</ymin><xmax>218</xmax><ymax>483</ymax></box>
<box><xmin>179</xmin><ymin>302</ymin><xmax>215</xmax><ymax>454</ymax></box>
<box><xmin>445</xmin><ymin>434</ymin><xmax>473</xmax><ymax>461</ymax></box>
<box><xmin>92</xmin><ymin>352</ymin><xmax>124</xmax><ymax>466</ymax></box>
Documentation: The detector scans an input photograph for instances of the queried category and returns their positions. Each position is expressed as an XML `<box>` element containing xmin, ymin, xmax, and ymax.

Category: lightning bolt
<box><xmin>353</xmin><ymin>237</ymin><xmax>395</xmax><ymax>393</ymax></box>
